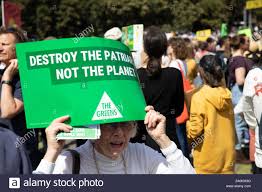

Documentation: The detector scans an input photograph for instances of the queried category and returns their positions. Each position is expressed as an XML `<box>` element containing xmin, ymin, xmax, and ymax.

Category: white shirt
<box><xmin>34</xmin><ymin>141</ymin><xmax>195</xmax><ymax>174</ymax></box>
<box><xmin>242</xmin><ymin>67</ymin><xmax>262</xmax><ymax>168</ymax></box>
<box><xmin>169</xmin><ymin>59</ymin><xmax>186</xmax><ymax>76</ymax></box>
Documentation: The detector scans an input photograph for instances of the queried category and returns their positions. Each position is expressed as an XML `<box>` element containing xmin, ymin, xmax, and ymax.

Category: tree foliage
<box><xmin>12</xmin><ymin>0</ymin><xmax>246</xmax><ymax>39</ymax></box>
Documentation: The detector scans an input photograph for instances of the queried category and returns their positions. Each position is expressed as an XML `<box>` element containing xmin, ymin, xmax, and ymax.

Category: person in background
<box><xmin>228</xmin><ymin>35</ymin><xmax>253</xmax><ymax>163</ymax></box>
<box><xmin>167</xmin><ymin>37</ymin><xmax>190</xmax><ymax>159</ymax></box>
<box><xmin>239</xmin><ymin>51</ymin><xmax>262</xmax><ymax>173</ymax></box>
<box><xmin>167</xmin><ymin>37</ymin><xmax>187</xmax><ymax>74</ymax></box>
<box><xmin>187</xmin><ymin>55</ymin><xmax>236</xmax><ymax>174</ymax></box>
<box><xmin>215</xmin><ymin>36</ymin><xmax>231</xmax><ymax>87</ymax></box>
<box><xmin>184</xmin><ymin>39</ymin><xmax>198</xmax><ymax>87</ymax></box>
<box><xmin>206</xmin><ymin>37</ymin><xmax>216</xmax><ymax>53</ymax></box>
<box><xmin>0</xmin><ymin>127</ymin><xmax>32</xmax><ymax>174</ymax></box>
<box><xmin>0</xmin><ymin>26</ymin><xmax>38</xmax><ymax>169</ymax></box>
<box><xmin>194</xmin><ymin>40</ymin><xmax>214</xmax><ymax>87</ymax></box>
<box><xmin>216</xmin><ymin>36</ymin><xmax>231</xmax><ymax>72</ymax></box>
<box><xmin>195</xmin><ymin>41</ymin><xmax>209</xmax><ymax>64</ymax></box>
<box><xmin>134</xmin><ymin>26</ymin><xmax>184</xmax><ymax>152</ymax></box>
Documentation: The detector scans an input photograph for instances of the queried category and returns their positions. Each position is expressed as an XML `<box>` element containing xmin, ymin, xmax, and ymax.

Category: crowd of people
<box><xmin>0</xmin><ymin>24</ymin><xmax>261</xmax><ymax>174</ymax></box>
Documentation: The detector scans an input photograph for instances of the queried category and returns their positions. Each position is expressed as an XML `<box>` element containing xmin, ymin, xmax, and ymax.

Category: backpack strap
<box><xmin>66</xmin><ymin>149</ymin><xmax>80</xmax><ymax>174</ymax></box>
<box><xmin>176</xmin><ymin>59</ymin><xmax>186</xmax><ymax>76</ymax></box>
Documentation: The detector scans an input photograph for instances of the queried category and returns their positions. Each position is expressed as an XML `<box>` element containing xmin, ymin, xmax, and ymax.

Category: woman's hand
<box><xmin>44</xmin><ymin>115</ymin><xmax>72</xmax><ymax>163</ymax></box>
<box><xmin>144</xmin><ymin>106</ymin><xmax>172</xmax><ymax>149</ymax></box>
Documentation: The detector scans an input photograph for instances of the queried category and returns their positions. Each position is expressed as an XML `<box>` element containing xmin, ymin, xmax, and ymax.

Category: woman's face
<box><xmin>94</xmin><ymin>122</ymin><xmax>136</xmax><ymax>159</ymax></box>
<box><xmin>167</xmin><ymin>45</ymin><xmax>174</xmax><ymax>60</ymax></box>
<box><xmin>241</xmin><ymin>37</ymin><xmax>250</xmax><ymax>51</ymax></box>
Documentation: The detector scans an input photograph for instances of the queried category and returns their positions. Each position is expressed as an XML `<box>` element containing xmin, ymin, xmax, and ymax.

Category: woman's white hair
<box><xmin>130</xmin><ymin>121</ymin><xmax>138</xmax><ymax>138</ymax></box>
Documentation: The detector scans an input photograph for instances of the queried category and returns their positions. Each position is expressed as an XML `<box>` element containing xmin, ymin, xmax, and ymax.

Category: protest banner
<box><xmin>220</xmin><ymin>23</ymin><xmax>228</xmax><ymax>37</ymax></box>
<box><xmin>196</xmin><ymin>29</ymin><xmax>211</xmax><ymax>42</ymax></box>
<box><xmin>16</xmin><ymin>37</ymin><xmax>146</xmax><ymax>129</ymax></box>
<box><xmin>121</xmin><ymin>24</ymin><xmax>143</xmax><ymax>52</ymax></box>
<box><xmin>246</xmin><ymin>0</ymin><xmax>262</xmax><ymax>10</ymax></box>
<box><xmin>121</xmin><ymin>24</ymin><xmax>144</xmax><ymax>68</ymax></box>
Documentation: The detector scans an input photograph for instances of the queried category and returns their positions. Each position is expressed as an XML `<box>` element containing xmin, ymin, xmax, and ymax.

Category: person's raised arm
<box><xmin>144</xmin><ymin>106</ymin><xmax>195</xmax><ymax>174</ymax></box>
<box><xmin>43</xmin><ymin>115</ymin><xmax>72</xmax><ymax>163</ymax></box>
<box><xmin>144</xmin><ymin>105</ymin><xmax>172</xmax><ymax>149</ymax></box>
<box><xmin>34</xmin><ymin>116</ymin><xmax>72</xmax><ymax>174</ymax></box>
<box><xmin>235</xmin><ymin>67</ymin><xmax>246</xmax><ymax>86</ymax></box>
<box><xmin>0</xmin><ymin>59</ymin><xmax>23</xmax><ymax>118</ymax></box>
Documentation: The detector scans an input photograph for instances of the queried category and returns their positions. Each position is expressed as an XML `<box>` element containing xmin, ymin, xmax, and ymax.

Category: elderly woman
<box><xmin>34</xmin><ymin>106</ymin><xmax>195</xmax><ymax>174</ymax></box>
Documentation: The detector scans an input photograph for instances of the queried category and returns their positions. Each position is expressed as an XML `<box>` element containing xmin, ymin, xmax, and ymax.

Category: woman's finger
<box><xmin>146</xmin><ymin>110</ymin><xmax>154</xmax><ymax>128</ymax></box>
<box><xmin>48</xmin><ymin>123</ymin><xmax>72</xmax><ymax>134</ymax></box>
<box><xmin>145</xmin><ymin>105</ymin><xmax>154</xmax><ymax>112</ymax></box>
<box><xmin>150</xmin><ymin>111</ymin><xmax>159</xmax><ymax>128</ymax></box>
<box><xmin>51</xmin><ymin>115</ymin><xmax>71</xmax><ymax>124</ymax></box>
<box><xmin>13</xmin><ymin>62</ymin><xmax>18</xmax><ymax>69</ymax></box>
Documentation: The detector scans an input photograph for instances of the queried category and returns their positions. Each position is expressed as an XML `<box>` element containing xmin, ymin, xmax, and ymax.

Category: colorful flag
<box><xmin>1</xmin><ymin>0</ymin><xmax>22</xmax><ymax>27</ymax></box>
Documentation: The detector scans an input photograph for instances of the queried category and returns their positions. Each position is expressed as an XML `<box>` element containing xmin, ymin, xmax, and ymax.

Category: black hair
<box><xmin>217</xmin><ymin>36</ymin><xmax>227</xmax><ymax>47</ymax></box>
<box><xmin>199</xmin><ymin>55</ymin><xmax>224</xmax><ymax>87</ymax></box>
<box><xmin>206</xmin><ymin>37</ymin><xmax>215</xmax><ymax>44</ymax></box>
<box><xmin>143</xmin><ymin>26</ymin><xmax>167</xmax><ymax>77</ymax></box>
<box><xmin>230</xmin><ymin>35</ymin><xmax>247</xmax><ymax>51</ymax></box>
<box><xmin>258</xmin><ymin>51</ymin><xmax>262</xmax><ymax>67</ymax></box>
<box><xmin>247</xmin><ymin>50</ymin><xmax>262</xmax><ymax>67</ymax></box>
<box><xmin>199</xmin><ymin>41</ymin><xmax>208</xmax><ymax>51</ymax></box>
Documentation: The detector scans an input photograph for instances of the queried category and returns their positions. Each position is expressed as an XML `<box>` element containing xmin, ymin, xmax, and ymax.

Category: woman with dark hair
<box><xmin>134</xmin><ymin>26</ymin><xmax>184</xmax><ymax>152</ymax></box>
<box><xmin>187</xmin><ymin>55</ymin><xmax>236</xmax><ymax>174</ymax></box>
<box><xmin>228</xmin><ymin>35</ymin><xmax>253</xmax><ymax>162</ymax></box>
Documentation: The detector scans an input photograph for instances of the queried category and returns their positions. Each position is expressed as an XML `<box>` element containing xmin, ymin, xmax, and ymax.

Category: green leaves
<box><xmin>12</xmin><ymin>0</ymin><xmax>247</xmax><ymax>38</ymax></box>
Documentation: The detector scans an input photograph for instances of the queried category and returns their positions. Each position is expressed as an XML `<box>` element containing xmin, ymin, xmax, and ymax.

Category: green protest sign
<box><xmin>220</xmin><ymin>23</ymin><xmax>228</xmax><ymax>37</ymax></box>
<box><xmin>16</xmin><ymin>37</ymin><xmax>146</xmax><ymax>128</ymax></box>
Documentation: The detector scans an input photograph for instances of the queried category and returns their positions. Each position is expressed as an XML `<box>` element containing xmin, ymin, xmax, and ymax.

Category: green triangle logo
<box><xmin>92</xmin><ymin>91</ymin><xmax>123</xmax><ymax>121</ymax></box>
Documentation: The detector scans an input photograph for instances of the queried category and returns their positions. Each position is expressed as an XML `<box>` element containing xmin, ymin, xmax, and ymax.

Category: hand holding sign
<box><xmin>44</xmin><ymin>115</ymin><xmax>72</xmax><ymax>162</ymax></box>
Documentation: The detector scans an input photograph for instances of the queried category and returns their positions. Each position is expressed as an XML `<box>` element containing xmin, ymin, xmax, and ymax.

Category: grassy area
<box><xmin>235</xmin><ymin>163</ymin><xmax>252</xmax><ymax>174</ymax></box>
